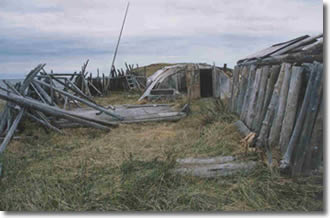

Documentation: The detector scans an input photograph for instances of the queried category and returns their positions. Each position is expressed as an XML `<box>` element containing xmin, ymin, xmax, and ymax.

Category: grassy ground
<box><xmin>0</xmin><ymin>92</ymin><xmax>323</xmax><ymax>212</ymax></box>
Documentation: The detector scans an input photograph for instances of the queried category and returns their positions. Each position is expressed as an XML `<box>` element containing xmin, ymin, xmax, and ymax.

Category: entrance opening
<box><xmin>200</xmin><ymin>69</ymin><xmax>213</xmax><ymax>97</ymax></box>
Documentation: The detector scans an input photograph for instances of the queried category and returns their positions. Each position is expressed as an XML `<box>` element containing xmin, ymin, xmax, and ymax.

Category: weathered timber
<box><xmin>304</xmin><ymin>99</ymin><xmax>323</xmax><ymax>172</ymax></box>
<box><xmin>0</xmin><ymin>91</ymin><xmax>111</xmax><ymax>131</ymax></box>
<box><xmin>279</xmin><ymin>66</ymin><xmax>303</xmax><ymax>153</ymax></box>
<box><xmin>245</xmin><ymin>67</ymin><xmax>262</xmax><ymax>128</ymax></box>
<box><xmin>259</xmin><ymin>65</ymin><xmax>281</xmax><ymax>125</ymax></box>
<box><xmin>19</xmin><ymin>64</ymin><xmax>46</xmax><ymax>95</ymax></box>
<box><xmin>280</xmin><ymin>63</ymin><xmax>320</xmax><ymax>170</ymax></box>
<box><xmin>268</xmin><ymin>63</ymin><xmax>292</xmax><ymax>147</ymax></box>
<box><xmin>230</xmin><ymin>66</ymin><xmax>240</xmax><ymax>111</ymax></box>
<box><xmin>236</xmin><ymin>66</ymin><xmax>249</xmax><ymax>115</ymax></box>
<box><xmin>234</xmin><ymin>120</ymin><xmax>252</xmax><ymax>137</ymax></box>
<box><xmin>0</xmin><ymin>106</ymin><xmax>9</xmax><ymax>135</ymax></box>
<box><xmin>49</xmin><ymin>75</ymin><xmax>95</xmax><ymax>103</ymax></box>
<box><xmin>252</xmin><ymin>65</ymin><xmax>271</xmax><ymax>131</ymax></box>
<box><xmin>271</xmin><ymin>34</ymin><xmax>323</xmax><ymax>57</ymax></box>
<box><xmin>305</xmin><ymin>100</ymin><xmax>324</xmax><ymax>172</ymax></box>
<box><xmin>25</xmin><ymin>111</ymin><xmax>63</xmax><ymax>134</ymax></box>
<box><xmin>174</xmin><ymin>161</ymin><xmax>257</xmax><ymax>178</ymax></box>
<box><xmin>238</xmin><ymin>53</ymin><xmax>323</xmax><ymax>66</ymax></box>
<box><xmin>176</xmin><ymin>156</ymin><xmax>235</xmax><ymax>166</ymax></box>
<box><xmin>291</xmin><ymin>63</ymin><xmax>323</xmax><ymax>176</ymax></box>
<box><xmin>33</xmin><ymin>80</ymin><xmax>123</xmax><ymax>120</ymax></box>
<box><xmin>240</xmin><ymin>65</ymin><xmax>257</xmax><ymax>122</ymax></box>
<box><xmin>0</xmin><ymin>108</ymin><xmax>25</xmax><ymax>153</ymax></box>
<box><xmin>32</xmin><ymin>81</ymin><xmax>54</xmax><ymax>105</ymax></box>
<box><xmin>256</xmin><ymin>63</ymin><xmax>286</xmax><ymax>147</ymax></box>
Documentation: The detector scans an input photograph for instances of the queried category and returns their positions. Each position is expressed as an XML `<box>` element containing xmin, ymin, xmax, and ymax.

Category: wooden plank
<box><xmin>256</xmin><ymin>63</ymin><xmax>286</xmax><ymax>147</ymax></box>
<box><xmin>268</xmin><ymin>63</ymin><xmax>292</xmax><ymax>147</ymax></box>
<box><xmin>252</xmin><ymin>65</ymin><xmax>271</xmax><ymax>131</ymax></box>
<box><xmin>259</xmin><ymin>65</ymin><xmax>281</xmax><ymax>126</ymax></box>
<box><xmin>0</xmin><ymin>91</ymin><xmax>112</xmax><ymax>131</ymax></box>
<box><xmin>245</xmin><ymin>67</ymin><xmax>262</xmax><ymax>128</ymax></box>
<box><xmin>302</xmin><ymin>98</ymin><xmax>323</xmax><ymax>174</ymax></box>
<box><xmin>236</xmin><ymin>66</ymin><xmax>249</xmax><ymax>115</ymax></box>
<box><xmin>0</xmin><ymin>106</ymin><xmax>9</xmax><ymax>136</ymax></box>
<box><xmin>19</xmin><ymin>64</ymin><xmax>46</xmax><ymax>95</ymax></box>
<box><xmin>271</xmin><ymin>34</ymin><xmax>323</xmax><ymax>56</ymax></box>
<box><xmin>32</xmin><ymin>81</ymin><xmax>54</xmax><ymax>105</ymax></box>
<box><xmin>33</xmin><ymin>80</ymin><xmax>123</xmax><ymax>120</ymax></box>
<box><xmin>279</xmin><ymin>66</ymin><xmax>303</xmax><ymax>153</ymax></box>
<box><xmin>25</xmin><ymin>111</ymin><xmax>63</xmax><ymax>134</ymax></box>
<box><xmin>280</xmin><ymin>63</ymin><xmax>320</xmax><ymax>170</ymax></box>
<box><xmin>240</xmin><ymin>65</ymin><xmax>256</xmax><ymax>122</ymax></box>
<box><xmin>291</xmin><ymin>63</ymin><xmax>323</xmax><ymax>176</ymax></box>
<box><xmin>0</xmin><ymin>108</ymin><xmax>25</xmax><ymax>153</ymax></box>
<box><xmin>230</xmin><ymin>66</ymin><xmax>240</xmax><ymax>112</ymax></box>
<box><xmin>238</xmin><ymin>53</ymin><xmax>323</xmax><ymax>67</ymax></box>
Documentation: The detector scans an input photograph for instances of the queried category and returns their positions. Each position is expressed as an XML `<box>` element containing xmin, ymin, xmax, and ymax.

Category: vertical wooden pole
<box><xmin>236</xmin><ymin>66</ymin><xmax>249</xmax><ymax>115</ymax></box>
<box><xmin>279</xmin><ymin>66</ymin><xmax>303</xmax><ymax>153</ymax></box>
<box><xmin>268</xmin><ymin>63</ymin><xmax>292</xmax><ymax>147</ymax></box>
<box><xmin>240</xmin><ymin>65</ymin><xmax>257</xmax><ymax>123</ymax></box>
<box><xmin>256</xmin><ymin>63</ymin><xmax>286</xmax><ymax>147</ymax></box>
<box><xmin>252</xmin><ymin>65</ymin><xmax>271</xmax><ymax>131</ymax></box>
<box><xmin>291</xmin><ymin>63</ymin><xmax>323</xmax><ymax>176</ymax></box>
<box><xmin>245</xmin><ymin>67</ymin><xmax>262</xmax><ymax>128</ymax></box>
<box><xmin>280</xmin><ymin>63</ymin><xmax>320</xmax><ymax>170</ymax></box>
<box><xmin>259</xmin><ymin>65</ymin><xmax>281</xmax><ymax>126</ymax></box>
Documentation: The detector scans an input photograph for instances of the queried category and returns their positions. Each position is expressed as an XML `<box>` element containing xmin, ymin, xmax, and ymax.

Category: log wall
<box><xmin>231</xmin><ymin>61</ymin><xmax>323</xmax><ymax>176</ymax></box>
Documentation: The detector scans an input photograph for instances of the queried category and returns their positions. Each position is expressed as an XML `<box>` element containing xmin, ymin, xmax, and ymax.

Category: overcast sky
<box><xmin>0</xmin><ymin>0</ymin><xmax>323</xmax><ymax>79</ymax></box>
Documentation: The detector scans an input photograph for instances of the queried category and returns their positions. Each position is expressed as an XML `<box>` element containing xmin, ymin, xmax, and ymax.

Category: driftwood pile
<box><xmin>230</xmin><ymin>34</ymin><xmax>323</xmax><ymax>176</ymax></box>
<box><xmin>0</xmin><ymin>64</ymin><xmax>124</xmax><ymax>155</ymax></box>
<box><xmin>71</xmin><ymin>60</ymin><xmax>146</xmax><ymax>96</ymax></box>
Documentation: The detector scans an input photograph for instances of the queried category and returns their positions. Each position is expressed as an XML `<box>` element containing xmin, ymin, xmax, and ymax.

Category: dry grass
<box><xmin>133</xmin><ymin>63</ymin><xmax>177</xmax><ymax>77</ymax></box>
<box><xmin>0</xmin><ymin>93</ymin><xmax>324</xmax><ymax>212</ymax></box>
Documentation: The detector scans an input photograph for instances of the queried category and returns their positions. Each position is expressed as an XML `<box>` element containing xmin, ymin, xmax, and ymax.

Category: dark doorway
<box><xmin>200</xmin><ymin>69</ymin><xmax>213</xmax><ymax>97</ymax></box>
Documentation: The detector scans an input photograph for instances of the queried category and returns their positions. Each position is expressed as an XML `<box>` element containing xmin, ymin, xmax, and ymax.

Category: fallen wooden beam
<box><xmin>0</xmin><ymin>91</ymin><xmax>112</xmax><ymax>131</ymax></box>
<box><xmin>33</xmin><ymin>79</ymin><xmax>123</xmax><ymax>120</ymax></box>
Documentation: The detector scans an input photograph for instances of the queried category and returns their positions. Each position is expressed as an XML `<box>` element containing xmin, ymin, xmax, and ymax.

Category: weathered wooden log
<box><xmin>279</xmin><ymin>66</ymin><xmax>303</xmax><ymax>153</ymax></box>
<box><xmin>252</xmin><ymin>65</ymin><xmax>271</xmax><ymax>131</ymax></box>
<box><xmin>259</xmin><ymin>65</ymin><xmax>281</xmax><ymax>125</ymax></box>
<box><xmin>256</xmin><ymin>64</ymin><xmax>286</xmax><ymax>147</ymax></box>
<box><xmin>0</xmin><ymin>108</ymin><xmax>25</xmax><ymax>153</ymax></box>
<box><xmin>240</xmin><ymin>65</ymin><xmax>257</xmax><ymax>122</ymax></box>
<box><xmin>0</xmin><ymin>106</ymin><xmax>9</xmax><ymax>136</ymax></box>
<box><xmin>302</xmin><ymin>98</ymin><xmax>323</xmax><ymax>174</ymax></box>
<box><xmin>230</xmin><ymin>66</ymin><xmax>240</xmax><ymax>111</ymax></box>
<box><xmin>32</xmin><ymin>81</ymin><xmax>54</xmax><ymax>105</ymax></box>
<box><xmin>49</xmin><ymin>75</ymin><xmax>95</xmax><ymax>103</ymax></box>
<box><xmin>238</xmin><ymin>53</ymin><xmax>323</xmax><ymax>66</ymax></box>
<box><xmin>268</xmin><ymin>63</ymin><xmax>291</xmax><ymax>147</ymax></box>
<box><xmin>291</xmin><ymin>63</ymin><xmax>323</xmax><ymax>176</ymax></box>
<box><xmin>0</xmin><ymin>91</ymin><xmax>111</xmax><ymax>131</ymax></box>
<box><xmin>33</xmin><ymin>80</ymin><xmax>123</xmax><ymax>120</ymax></box>
<box><xmin>234</xmin><ymin>120</ymin><xmax>252</xmax><ymax>137</ymax></box>
<box><xmin>19</xmin><ymin>64</ymin><xmax>46</xmax><ymax>95</ymax></box>
<box><xmin>174</xmin><ymin>161</ymin><xmax>257</xmax><ymax>178</ymax></box>
<box><xmin>29</xmin><ymin>82</ymin><xmax>47</xmax><ymax>104</ymax></box>
<box><xmin>176</xmin><ymin>156</ymin><xmax>235</xmax><ymax>165</ymax></box>
<box><xmin>236</xmin><ymin>66</ymin><xmax>249</xmax><ymax>115</ymax></box>
<box><xmin>271</xmin><ymin>34</ymin><xmax>323</xmax><ymax>57</ymax></box>
<box><xmin>25</xmin><ymin>111</ymin><xmax>63</xmax><ymax>134</ymax></box>
<box><xmin>280</xmin><ymin>63</ymin><xmax>320</xmax><ymax>170</ymax></box>
<box><xmin>88</xmin><ymin>80</ymin><xmax>102</xmax><ymax>96</ymax></box>
<box><xmin>245</xmin><ymin>67</ymin><xmax>262</xmax><ymax>128</ymax></box>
